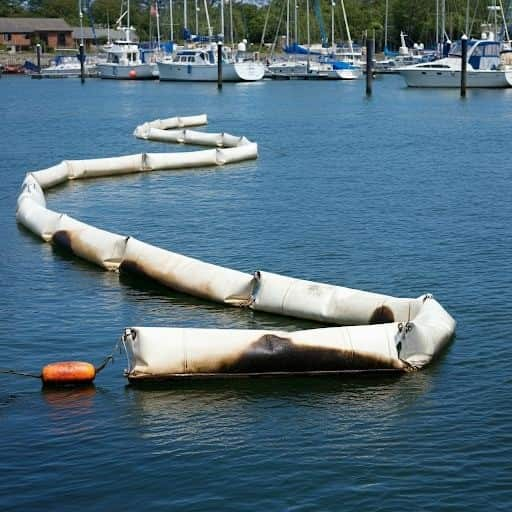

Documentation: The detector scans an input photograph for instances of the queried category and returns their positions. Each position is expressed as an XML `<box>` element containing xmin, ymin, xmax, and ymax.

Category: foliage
<box><xmin>2</xmin><ymin>0</ymin><xmax>504</xmax><ymax>49</ymax></box>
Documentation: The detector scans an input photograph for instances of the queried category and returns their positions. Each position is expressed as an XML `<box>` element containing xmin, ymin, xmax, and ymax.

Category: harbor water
<box><xmin>0</xmin><ymin>75</ymin><xmax>511</xmax><ymax>510</ymax></box>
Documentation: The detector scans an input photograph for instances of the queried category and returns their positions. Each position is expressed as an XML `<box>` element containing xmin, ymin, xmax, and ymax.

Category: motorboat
<box><xmin>157</xmin><ymin>43</ymin><xmax>264</xmax><ymax>82</ymax></box>
<box><xmin>97</xmin><ymin>39</ymin><xmax>158</xmax><ymax>80</ymax></box>
<box><xmin>397</xmin><ymin>38</ymin><xmax>512</xmax><ymax>88</ymax></box>
<box><xmin>38</xmin><ymin>55</ymin><xmax>99</xmax><ymax>78</ymax></box>
<box><xmin>97</xmin><ymin>0</ymin><xmax>158</xmax><ymax>80</ymax></box>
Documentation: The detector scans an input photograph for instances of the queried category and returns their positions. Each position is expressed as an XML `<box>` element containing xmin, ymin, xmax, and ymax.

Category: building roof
<box><xmin>71</xmin><ymin>27</ymin><xmax>136</xmax><ymax>42</ymax></box>
<box><xmin>0</xmin><ymin>18</ymin><xmax>72</xmax><ymax>33</ymax></box>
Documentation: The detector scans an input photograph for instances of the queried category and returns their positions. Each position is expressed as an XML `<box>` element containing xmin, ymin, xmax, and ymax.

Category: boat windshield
<box><xmin>449</xmin><ymin>40</ymin><xmax>499</xmax><ymax>58</ymax></box>
<box><xmin>448</xmin><ymin>42</ymin><xmax>463</xmax><ymax>57</ymax></box>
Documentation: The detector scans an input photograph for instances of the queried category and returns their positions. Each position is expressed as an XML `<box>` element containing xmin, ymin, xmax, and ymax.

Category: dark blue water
<box><xmin>1</xmin><ymin>75</ymin><xmax>511</xmax><ymax>510</ymax></box>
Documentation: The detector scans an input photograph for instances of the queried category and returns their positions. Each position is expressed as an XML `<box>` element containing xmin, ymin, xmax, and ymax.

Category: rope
<box><xmin>0</xmin><ymin>368</ymin><xmax>41</xmax><ymax>379</ymax></box>
<box><xmin>94</xmin><ymin>338</ymin><xmax>123</xmax><ymax>374</ymax></box>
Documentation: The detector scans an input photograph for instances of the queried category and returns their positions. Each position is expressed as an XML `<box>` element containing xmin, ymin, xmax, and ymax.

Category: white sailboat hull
<box><xmin>335</xmin><ymin>68</ymin><xmax>362</xmax><ymax>80</ymax></box>
<box><xmin>266</xmin><ymin>60</ymin><xmax>361</xmax><ymax>80</ymax></box>
<box><xmin>97</xmin><ymin>63</ymin><xmax>158</xmax><ymax>80</ymax></box>
<box><xmin>157</xmin><ymin>61</ymin><xmax>264</xmax><ymax>81</ymax></box>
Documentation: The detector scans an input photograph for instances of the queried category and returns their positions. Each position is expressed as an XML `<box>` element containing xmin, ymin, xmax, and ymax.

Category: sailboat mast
<box><xmin>229</xmin><ymin>0</ymin><xmax>233</xmax><ymax>44</ymax></box>
<box><xmin>156</xmin><ymin>1</ymin><xmax>161</xmax><ymax>47</ymax></box>
<box><xmin>184</xmin><ymin>0</ymin><xmax>188</xmax><ymax>35</ymax></box>
<box><xmin>436</xmin><ymin>0</ymin><xmax>439</xmax><ymax>54</ymax></box>
<box><xmin>441</xmin><ymin>0</ymin><xmax>445</xmax><ymax>45</ymax></box>
<box><xmin>286</xmin><ymin>0</ymin><xmax>290</xmax><ymax>47</ymax></box>
<box><xmin>203</xmin><ymin>0</ymin><xmax>212</xmax><ymax>37</ymax></box>
<box><xmin>107</xmin><ymin>10</ymin><xmax>111</xmax><ymax>43</ymax></box>
<box><xmin>340</xmin><ymin>0</ymin><xmax>353</xmax><ymax>54</ymax></box>
<box><xmin>169</xmin><ymin>0</ymin><xmax>174</xmax><ymax>40</ymax></box>
<box><xmin>221</xmin><ymin>0</ymin><xmax>225</xmax><ymax>39</ymax></box>
<box><xmin>79</xmin><ymin>0</ymin><xmax>84</xmax><ymax>46</ymax></box>
<box><xmin>127</xmin><ymin>0</ymin><xmax>131</xmax><ymax>41</ymax></box>
<box><xmin>331</xmin><ymin>1</ymin><xmax>335</xmax><ymax>51</ymax></box>
<box><xmin>465</xmin><ymin>0</ymin><xmax>470</xmax><ymax>35</ymax></box>
<box><xmin>494</xmin><ymin>0</ymin><xmax>498</xmax><ymax>38</ymax></box>
<box><xmin>384</xmin><ymin>0</ymin><xmax>388</xmax><ymax>50</ymax></box>
<box><xmin>294</xmin><ymin>1</ymin><xmax>298</xmax><ymax>43</ymax></box>
<box><xmin>498</xmin><ymin>0</ymin><xmax>511</xmax><ymax>42</ymax></box>
<box><xmin>195</xmin><ymin>0</ymin><xmax>198</xmax><ymax>34</ymax></box>
<box><xmin>306</xmin><ymin>0</ymin><xmax>310</xmax><ymax>46</ymax></box>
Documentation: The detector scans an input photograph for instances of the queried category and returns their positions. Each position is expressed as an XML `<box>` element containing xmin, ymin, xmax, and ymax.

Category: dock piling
<box><xmin>217</xmin><ymin>42</ymin><xmax>223</xmax><ymax>90</ymax></box>
<box><xmin>460</xmin><ymin>35</ymin><xmax>468</xmax><ymax>98</ymax></box>
<box><xmin>366</xmin><ymin>38</ymin><xmax>373</xmax><ymax>96</ymax></box>
<box><xmin>36</xmin><ymin>43</ymin><xmax>41</xmax><ymax>74</ymax></box>
<box><xmin>79</xmin><ymin>43</ymin><xmax>85</xmax><ymax>84</ymax></box>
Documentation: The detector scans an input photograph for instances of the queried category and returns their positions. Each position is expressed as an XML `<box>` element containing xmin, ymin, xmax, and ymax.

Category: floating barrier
<box><xmin>15</xmin><ymin>114</ymin><xmax>456</xmax><ymax>382</ymax></box>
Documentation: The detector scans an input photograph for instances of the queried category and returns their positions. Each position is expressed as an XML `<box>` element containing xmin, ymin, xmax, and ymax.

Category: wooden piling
<box><xmin>366</xmin><ymin>38</ymin><xmax>373</xmax><ymax>96</ymax></box>
<box><xmin>460</xmin><ymin>35</ymin><xmax>468</xmax><ymax>98</ymax></box>
<box><xmin>36</xmin><ymin>43</ymin><xmax>41</xmax><ymax>74</ymax></box>
<box><xmin>217</xmin><ymin>42</ymin><xmax>223</xmax><ymax>90</ymax></box>
<box><xmin>79</xmin><ymin>43</ymin><xmax>85</xmax><ymax>84</ymax></box>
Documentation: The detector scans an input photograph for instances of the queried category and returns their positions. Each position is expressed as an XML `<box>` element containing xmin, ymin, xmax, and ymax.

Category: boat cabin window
<box><xmin>418</xmin><ymin>63</ymin><xmax>450</xmax><ymax>68</ymax></box>
<box><xmin>482</xmin><ymin>44</ymin><xmax>499</xmax><ymax>57</ymax></box>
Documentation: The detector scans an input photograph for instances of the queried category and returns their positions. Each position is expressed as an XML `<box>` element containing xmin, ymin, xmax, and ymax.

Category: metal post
<box><xmin>217</xmin><ymin>42</ymin><xmax>223</xmax><ymax>89</ymax></box>
<box><xmin>460</xmin><ymin>34</ymin><xmax>468</xmax><ymax>97</ymax></box>
<box><xmin>36</xmin><ymin>43</ymin><xmax>41</xmax><ymax>73</ymax></box>
<box><xmin>366</xmin><ymin>37</ymin><xmax>373</xmax><ymax>96</ymax></box>
<box><xmin>79</xmin><ymin>43</ymin><xmax>85</xmax><ymax>83</ymax></box>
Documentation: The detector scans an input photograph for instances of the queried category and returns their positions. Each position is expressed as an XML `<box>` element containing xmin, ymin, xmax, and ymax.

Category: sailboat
<box><xmin>375</xmin><ymin>31</ymin><xmax>435</xmax><ymax>74</ymax></box>
<box><xmin>157</xmin><ymin>0</ymin><xmax>264</xmax><ymax>81</ymax></box>
<box><xmin>97</xmin><ymin>0</ymin><xmax>158</xmax><ymax>79</ymax></box>
<box><xmin>266</xmin><ymin>0</ymin><xmax>361</xmax><ymax>80</ymax></box>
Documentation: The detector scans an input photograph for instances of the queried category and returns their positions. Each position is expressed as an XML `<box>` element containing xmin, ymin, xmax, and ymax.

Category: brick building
<box><xmin>0</xmin><ymin>18</ymin><xmax>73</xmax><ymax>51</ymax></box>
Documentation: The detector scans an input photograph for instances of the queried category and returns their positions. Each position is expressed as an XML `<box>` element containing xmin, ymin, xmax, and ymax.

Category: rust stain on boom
<box><xmin>215</xmin><ymin>334</ymin><xmax>403</xmax><ymax>373</ymax></box>
<box><xmin>52</xmin><ymin>230</ymin><xmax>73</xmax><ymax>252</ymax></box>
<box><xmin>119</xmin><ymin>259</ymin><xmax>225</xmax><ymax>303</ymax></box>
<box><xmin>369</xmin><ymin>305</ymin><xmax>395</xmax><ymax>324</ymax></box>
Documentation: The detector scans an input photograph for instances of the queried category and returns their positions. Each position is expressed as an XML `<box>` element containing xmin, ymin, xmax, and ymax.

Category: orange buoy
<box><xmin>41</xmin><ymin>361</ymin><xmax>96</xmax><ymax>386</ymax></box>
<box><xmin>129</xmin><ymin>69</ymin><xmax>137</xmax><ymax>79</ymax></box>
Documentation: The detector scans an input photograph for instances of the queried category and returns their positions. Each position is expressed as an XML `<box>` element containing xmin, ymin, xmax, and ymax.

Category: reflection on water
<box><xmin>127</xmin><ymin>371</ymin><xmax>433</xmax><ymax>453</ymax></box>
<box><xmin>42</xmin><ymin>386</ymin><xmax>97</xmax><ymax>436</ymax></box>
